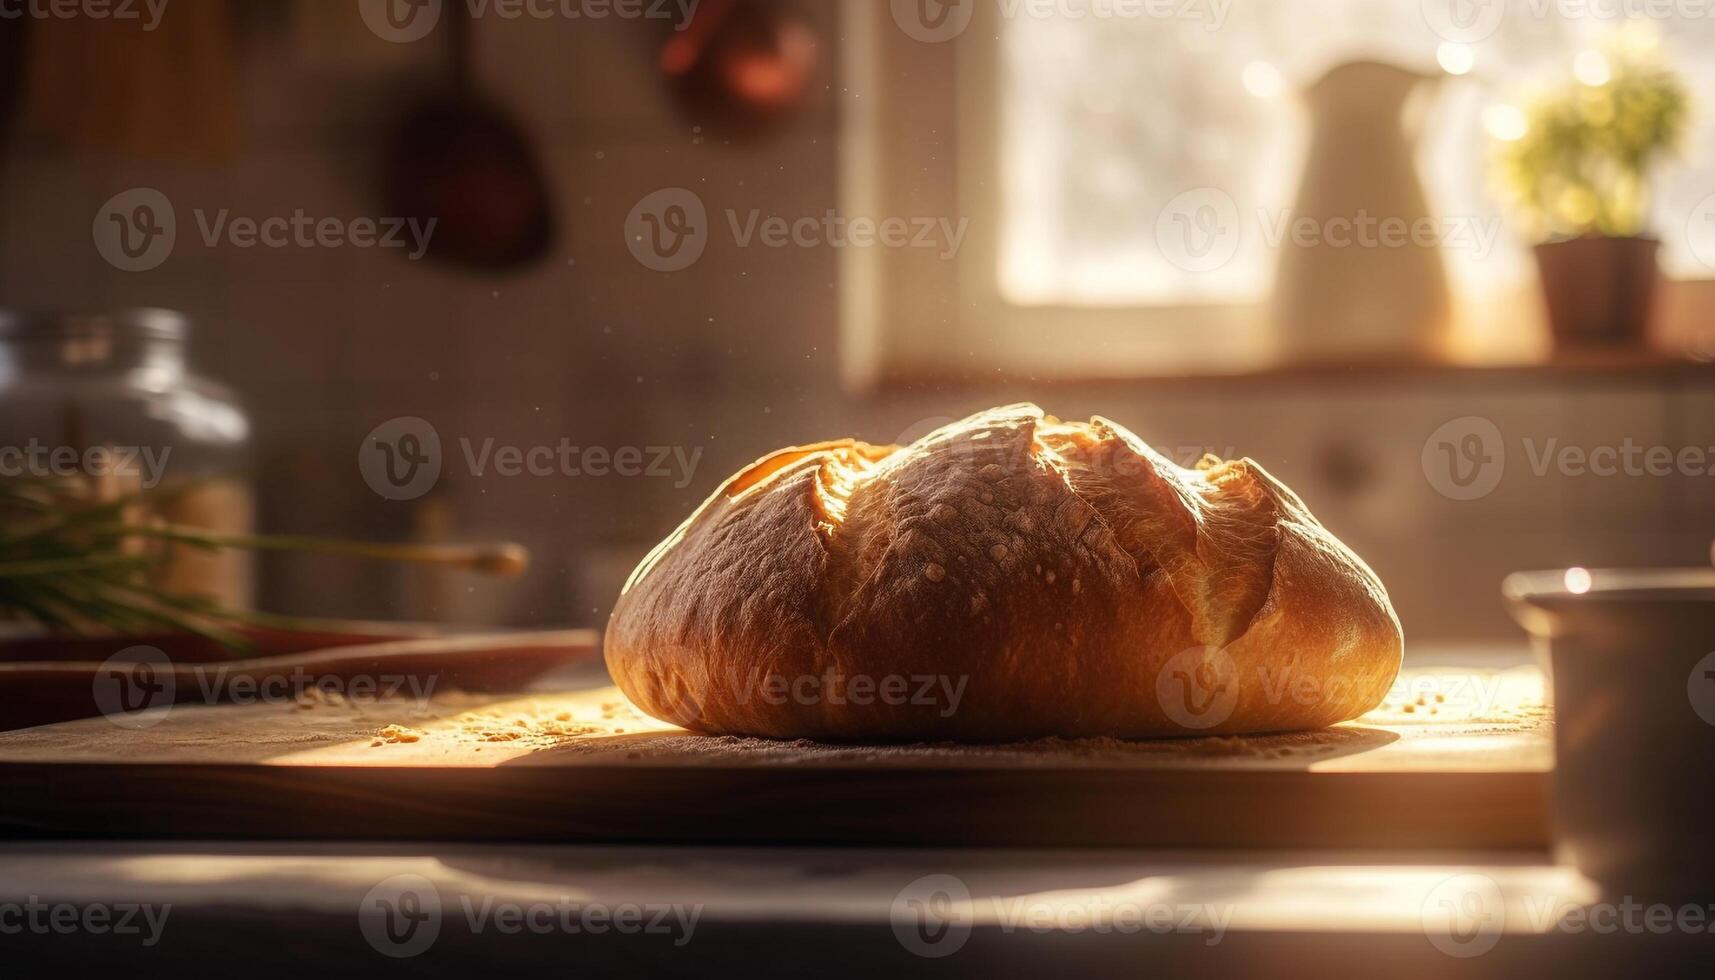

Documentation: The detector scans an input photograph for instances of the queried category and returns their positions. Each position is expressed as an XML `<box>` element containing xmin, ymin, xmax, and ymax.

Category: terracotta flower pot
<box><xmin>1532</xmin><ymin>235</ymin><xmax>1660</xmax><ymax>348</ymax></box>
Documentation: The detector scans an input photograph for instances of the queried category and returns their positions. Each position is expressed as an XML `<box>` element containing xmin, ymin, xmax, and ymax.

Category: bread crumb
<box><xmin>990</xmin><ymin>543</ymin><xmax>1008</xmax><ymax>561</ymax></box>
<box><xmin>295</xmin><ymin>688</ymin><xmax>350</xmax><ymax>710</ymax></box>
<box><xmin>924</xmin><ymin>562</ymin><xmax>946</xmax><ymax>582</ymax></box>
<box><xmin>375</xmin><ymin>724</ymin><xmax>424</xmax><ymax>744</ymax></box>
<box><xmin>462</xmin><ymin>714</ymin><xmax>601</xmax><ymax>745</ymax></box>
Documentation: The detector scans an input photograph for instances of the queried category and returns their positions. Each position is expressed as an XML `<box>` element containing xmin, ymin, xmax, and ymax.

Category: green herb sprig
<box><xmin>1495</xmin><ymin>38</ymin><xmax>1690</xmax><ymax>241</ymax></box>
<box><xmin>0</xmin><ymin>478</ymin><xmax>528</xmax><ymax>652</ymax></box>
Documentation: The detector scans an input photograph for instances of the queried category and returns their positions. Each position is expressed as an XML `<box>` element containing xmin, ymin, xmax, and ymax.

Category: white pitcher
<box><xmin>1273</xmin><ymin>61</ymin><xmax>1451</xmax><ymax>361</ymax></box>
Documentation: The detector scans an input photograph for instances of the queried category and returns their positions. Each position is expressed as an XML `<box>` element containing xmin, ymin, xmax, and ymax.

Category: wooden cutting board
<box><xmin>0</xmin><ymin>664</ymin><xmax>1551</xmax><ymax>849</ymax></box>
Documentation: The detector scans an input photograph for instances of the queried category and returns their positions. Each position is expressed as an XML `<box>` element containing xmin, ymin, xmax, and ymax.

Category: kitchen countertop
<box><xmin>3</xmin><ymin>842</ymin><xmax>1711</xmax><ymax>977</ymax></box>
<box><xmin>4</xmin><ymin>646</ymin><xmax>1704</xmax><ymax>976</ymax></box>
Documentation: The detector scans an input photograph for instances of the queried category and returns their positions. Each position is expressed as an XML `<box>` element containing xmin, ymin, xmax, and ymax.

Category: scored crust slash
<box><xmin>605</xmin><ymin>404</ymin><xmax>1403</xmax><ymax>741</ymax></box>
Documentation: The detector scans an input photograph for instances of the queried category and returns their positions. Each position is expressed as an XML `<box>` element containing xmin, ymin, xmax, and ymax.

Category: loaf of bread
<box><xmin>606</xmin><ymin>404</ymin><xmax>1402</xmax><ymax>740</ymax></box>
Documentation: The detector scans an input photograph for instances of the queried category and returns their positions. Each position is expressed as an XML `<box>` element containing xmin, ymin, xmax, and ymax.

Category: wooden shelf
<box><xmin>875</xmin><ymin>348</ymin><xmax>1715</xmax><ymax>393</ymax></box>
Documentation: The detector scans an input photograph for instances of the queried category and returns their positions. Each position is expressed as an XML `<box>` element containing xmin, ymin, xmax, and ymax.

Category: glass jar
<box><xmin>0</xmin><ymin>308</ymin><xmax>254</xmax><ymax>609</ymax></box>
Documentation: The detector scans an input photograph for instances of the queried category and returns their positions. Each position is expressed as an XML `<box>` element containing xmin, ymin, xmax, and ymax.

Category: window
<box><xmin>841</xmin><ymin>1</ymin><xmax>1715</xmax><ymax>385</ymax></box>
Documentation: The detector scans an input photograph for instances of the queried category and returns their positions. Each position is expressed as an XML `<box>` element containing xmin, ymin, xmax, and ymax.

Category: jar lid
<box><xmin>0</xmin><ymin>307</ymin><xmax>187</xmax><ymax>343</ymax></box>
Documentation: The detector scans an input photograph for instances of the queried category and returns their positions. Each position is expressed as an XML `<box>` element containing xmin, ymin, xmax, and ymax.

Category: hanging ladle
<box><xmin>381</xmin><ymin>3</ymin><xmax>554</xmax><ymax>272</ymax></box>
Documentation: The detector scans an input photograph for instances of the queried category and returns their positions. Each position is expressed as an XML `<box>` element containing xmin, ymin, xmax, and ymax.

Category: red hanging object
<box><xmin>659</xmin><ymin>0</ymin><xmax>820</xmax><ymax>135</ymax></box>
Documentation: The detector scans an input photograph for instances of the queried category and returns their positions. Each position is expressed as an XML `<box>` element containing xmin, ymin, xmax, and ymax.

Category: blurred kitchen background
<box><xmin>2</xmin><ymin>0</ymin><xmax>1712</xmax><ymax>643</ymax></box>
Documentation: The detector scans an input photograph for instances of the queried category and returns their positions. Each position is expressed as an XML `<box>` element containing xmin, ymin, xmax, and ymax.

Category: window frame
<box><xmin>841</xmin><ymin>2</ymin><xmax>1276</xmax><ymax>388</ymax></box>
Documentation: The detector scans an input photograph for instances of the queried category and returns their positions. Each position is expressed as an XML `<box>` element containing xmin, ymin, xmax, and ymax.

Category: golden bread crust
<box><xmin>605</xmin><ymin>405</ymin><xmax>1403</xmax><ymax>739</ymax></box>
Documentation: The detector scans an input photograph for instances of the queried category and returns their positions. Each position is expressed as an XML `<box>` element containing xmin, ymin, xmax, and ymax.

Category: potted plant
<box><xmin>1495</xmin><ymin>41</ymin><xmax>1688</xmax><ymax>348</ymax></box>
